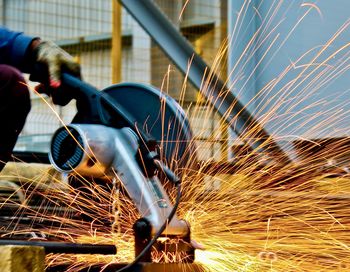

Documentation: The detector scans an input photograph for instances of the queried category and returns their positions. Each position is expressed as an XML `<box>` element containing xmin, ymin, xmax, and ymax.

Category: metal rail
<box><xmin>118</xmin><ymin>0</ymin><xmax>291</xmax><ymax>164</ymax></box>
<box><xmin>0</xmin><ymin>240</ymin><xmax>117</xmax><ymax>255</ymax></box>
<box><xmin>46</xmin><ymin>263</ymin><xmax>205</xmax><ymax>272</ymax></box>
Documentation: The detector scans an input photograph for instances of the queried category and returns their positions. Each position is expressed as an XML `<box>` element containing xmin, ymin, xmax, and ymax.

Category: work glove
<box><xmin>35</xmin><ymin>41</ymin><xmax>81</xmax><ymax>88</ymax></box>
<box><xmin>31</xmin><ymin>40</ymin><xmax>81</xmax><ymax>105</ymax></box>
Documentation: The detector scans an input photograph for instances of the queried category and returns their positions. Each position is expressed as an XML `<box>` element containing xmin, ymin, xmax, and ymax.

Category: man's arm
<box><xmin>0</xmin><ymin>27</ymin><xmax>38</xmax><ymax>72</ymax></box>
<box><xmin>0</xmin><ymin>27</ymin><xmax>80</xmax><ymax>89</ymax></box>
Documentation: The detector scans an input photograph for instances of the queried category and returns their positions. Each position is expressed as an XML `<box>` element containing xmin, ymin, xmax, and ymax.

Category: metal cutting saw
<box><xmin>38</xmin><ymin>71</ymin><xmax>198</xmax><ymax>268</ymax></box>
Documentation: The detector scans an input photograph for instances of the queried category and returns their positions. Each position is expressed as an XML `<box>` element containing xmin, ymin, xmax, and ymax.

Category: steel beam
<box><xmin>112</xmin><ymin>0</ymin><xmax>122</xmax><ymax>83</ymax></box>
<box><xmin>0</xmin><ymin>240</ymin><xmax>117</xmax><ymax>255</ymax></box>
<box><xmin>118</xmin><ymin>0</ymin><xmax>291</xmax><ymax>163</ymax></box>
<box><xmin>46</xmin><ymin>263</ymin><xmax>205</xmax><ymax>272</ymax></box>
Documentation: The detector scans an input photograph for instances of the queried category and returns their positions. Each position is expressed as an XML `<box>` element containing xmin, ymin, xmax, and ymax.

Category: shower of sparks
<box><xmin>1</xmin><ymin>1</ymin><xmax>350</xmax><ymax>271</ymax></box>
<box><xmin>179</xmin><ymin>0</ymin><xmax>190</xmax><ymax>21</ymax></box>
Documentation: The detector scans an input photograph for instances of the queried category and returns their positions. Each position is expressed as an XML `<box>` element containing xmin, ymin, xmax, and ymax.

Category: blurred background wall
<box><xmin>2</xmin><ymin>0</ymin><xmax>226</xmax><ymax>161</ymax></box>
<box><xmin>2</xmin><ymin>0</ymin><xmax>350</xmax><ymax>162</ymax></box>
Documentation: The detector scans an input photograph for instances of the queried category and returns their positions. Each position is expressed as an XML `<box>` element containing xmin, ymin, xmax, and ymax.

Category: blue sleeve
<box><xmin>0</xmin><ymin>27</ymin><xmax>36</xmax><ymax>72</ymax></box>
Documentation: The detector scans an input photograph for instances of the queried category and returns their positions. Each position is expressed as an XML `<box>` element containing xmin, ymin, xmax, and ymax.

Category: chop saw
<box><xmin>34</xmin><ymin>71</ymin><xmax>199</xmax><ymax>269</ymax></box>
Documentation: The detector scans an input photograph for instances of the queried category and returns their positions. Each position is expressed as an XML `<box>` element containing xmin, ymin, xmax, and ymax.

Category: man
<box><xmin>0</xmin><ymin>27</ymin><xmax>80</xmax><ymax>171</ymax></box>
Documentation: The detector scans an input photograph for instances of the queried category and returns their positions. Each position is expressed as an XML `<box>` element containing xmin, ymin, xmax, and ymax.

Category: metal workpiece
<box><xmin>133</xmin><ymin>217</ymin><xmax>194</xmax><ymax>263</ymax></box>
<box><xmin>118</xmin><ymin>0</ymin><xmax>291</xmax><ymax>164</ymax></box>
<box><xmin>46</xmin><ymin>262</ymin><xmax>205</xmax><ymax>272</ymax></box>
<box><xmin>0</xmin><ymin>240</ymin><xmax>117</xmax><ymax>255</ymax></box>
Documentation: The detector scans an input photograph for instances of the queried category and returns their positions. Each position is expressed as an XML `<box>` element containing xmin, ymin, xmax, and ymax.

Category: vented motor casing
<box><xmin>49</xmin><ymin>124</ymin><xmax>118</xmax><ymax>177</ymax></box>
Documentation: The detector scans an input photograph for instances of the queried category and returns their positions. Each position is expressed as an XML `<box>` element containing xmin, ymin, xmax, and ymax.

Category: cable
<box><xmin>116</xmin><ymin>174</ymin><xmax>182</xmax><ymax>272</ymax></box>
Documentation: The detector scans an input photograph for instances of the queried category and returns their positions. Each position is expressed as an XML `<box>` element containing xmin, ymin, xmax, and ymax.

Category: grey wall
<box><xmin>4</xmin><ymin>0</ymin><xmax>112</xmax><ymax>40</ymax></box>
<box><xmin>228</xmin><ymin>0</ymin><xmax>350</xmax><ymax>140</ymax></box>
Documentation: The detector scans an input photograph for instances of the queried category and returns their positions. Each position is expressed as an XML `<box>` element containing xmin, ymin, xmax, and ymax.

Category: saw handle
<box><xmin>30</xmin><ymin>64</ymin><xmax>156</xmax><ymax>150</ymax></box>
<box><xmin>30</xmin><ymin>63</ymin><xmax>119</xmax><ymax>124</ymax></box>
<box><xmin>29</xmin><ymin>63</ymin><xmax>89</xmax><ymax>106</ymax></box>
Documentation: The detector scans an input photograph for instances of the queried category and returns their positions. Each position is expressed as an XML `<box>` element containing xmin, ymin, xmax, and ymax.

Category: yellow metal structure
<box><xmin>112</xmin><ymin>0</ymin><xmax>122</xmax><ymax>84</ymax></box>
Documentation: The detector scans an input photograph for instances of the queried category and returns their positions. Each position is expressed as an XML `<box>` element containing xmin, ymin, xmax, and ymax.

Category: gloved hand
<box><xmin>35</xmin><ymin>41</ymin><xmax>81</xmax><ymax>88</ymax></box>
<box><xmin>30</xmin><ymin>40</ymin><xmax>81</xmax><ymax>105</ymax></box>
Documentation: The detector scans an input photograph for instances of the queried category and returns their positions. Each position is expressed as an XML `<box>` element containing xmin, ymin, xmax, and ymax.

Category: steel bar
<box><xmin>46</xmin><ymin>263</ymin><xmax>205</xmax><ymax>272</ymax></box>
<box><xmin>118</xmin><ymin>0</ymin><xmax>291</xmax><ymax>164</ymax></box>
<box><xmin>0</xmin><ymin>240</ymin><xmax>117</xmax><ymax>255</ymax></box>
<box><xmin>12</xmin><ymin>151</ymin><xmax>50</xmax><ymax>164</ymax></box>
